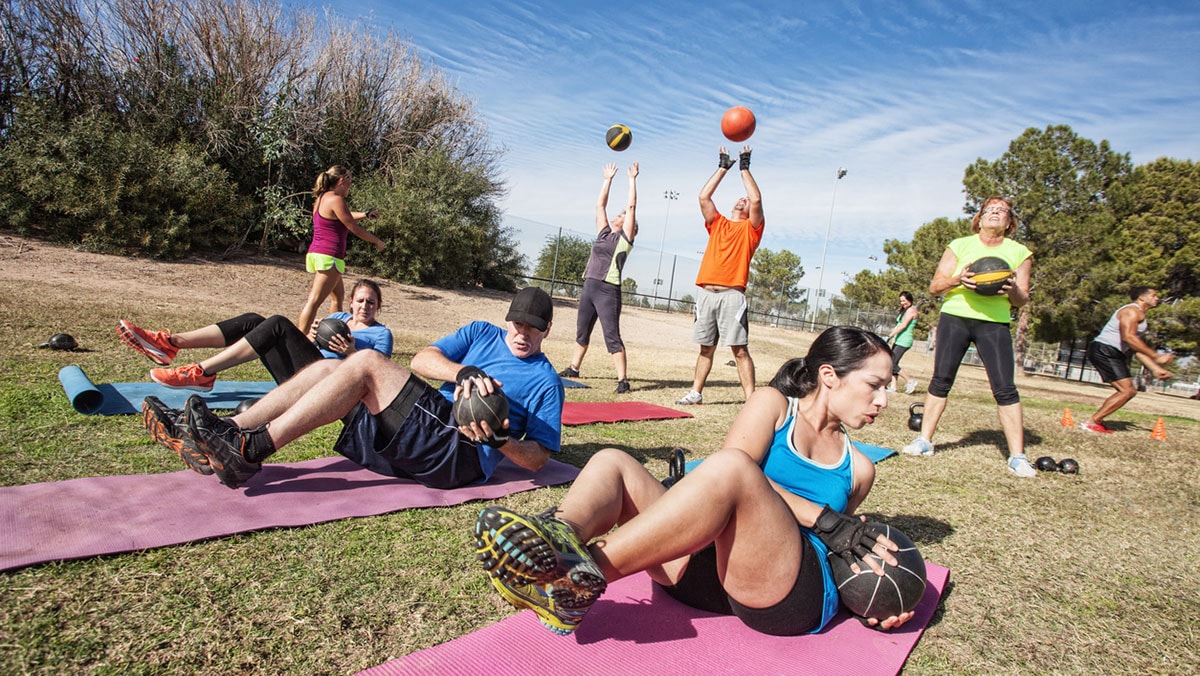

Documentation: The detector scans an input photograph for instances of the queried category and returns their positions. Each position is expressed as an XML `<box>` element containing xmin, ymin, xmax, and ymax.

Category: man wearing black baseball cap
<box><xmin>148</xmin><ymin>287</ymin><xmax>564</xmax><ymax>492</ymax></box>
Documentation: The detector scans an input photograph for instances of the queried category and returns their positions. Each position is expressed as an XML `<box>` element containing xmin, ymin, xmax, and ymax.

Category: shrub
<box><xmin>0</xmin><ymin>105</ymin><xmax>254</xmax><ymax>258</ymax></box>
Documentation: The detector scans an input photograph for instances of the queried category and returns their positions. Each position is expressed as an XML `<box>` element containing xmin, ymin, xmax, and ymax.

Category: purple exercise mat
<box><xmin>360</xmin><ymin>564</ymin><xmax>950</xmax><ymax>676</ymax></box>
<box><xmin>0</xmin><ymin>457</ymin><xmax>579</xmax><ymax>572</ymax></box>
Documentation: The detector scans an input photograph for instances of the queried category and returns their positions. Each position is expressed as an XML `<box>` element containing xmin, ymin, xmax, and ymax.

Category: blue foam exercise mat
<box><xmin>682</xmin><ymin>441</ymin><xmax>896</xmax><ymax>474</ymax></box>
<box><xmin>58</xmin><ymin>365</ymin><xmax>275</xmax><ymax>415</ymax></box>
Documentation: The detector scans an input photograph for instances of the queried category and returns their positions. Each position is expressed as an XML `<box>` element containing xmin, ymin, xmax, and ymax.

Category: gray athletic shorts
<box><xmin>692</xmin><ymin>287</ymin><xmax>750</xmax><ymax>347</ymax></box>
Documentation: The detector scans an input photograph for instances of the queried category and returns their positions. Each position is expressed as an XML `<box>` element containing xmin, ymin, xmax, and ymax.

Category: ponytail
<box><xmin>769</xmin><ymin>327</ymin><xmax>891</xmax><ymax>399</ymax></box>
<box><xmin>314</xmin><ymin>165</ymin><xmax>351</xmax><ymax>198</ymax></box>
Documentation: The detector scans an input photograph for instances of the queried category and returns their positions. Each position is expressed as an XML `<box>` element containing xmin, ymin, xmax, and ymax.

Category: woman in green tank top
<box><xmin>884</xmin><ymin>291</ymin><xmax>919</xmax><ymax>393</ymax></box>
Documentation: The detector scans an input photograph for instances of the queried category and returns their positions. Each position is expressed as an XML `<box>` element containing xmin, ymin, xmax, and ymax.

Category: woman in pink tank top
<box><xmin>297</xmin><ymin>165</ymin><xmax>386</xmax><ymax>335</ymax></box>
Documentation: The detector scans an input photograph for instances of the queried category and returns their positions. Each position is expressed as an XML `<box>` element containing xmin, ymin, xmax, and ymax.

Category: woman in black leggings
<box><xmin>900</xmin><ymin>196</ymin><xmax>1036</xmax><ymax>477</ymax></box>
<box><xmin>117</xmin><ymin>279</ymin><xmax>392</xmax><ymax>391</ymax></box>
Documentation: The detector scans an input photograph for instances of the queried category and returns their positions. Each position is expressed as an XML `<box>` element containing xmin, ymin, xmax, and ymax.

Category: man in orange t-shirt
<box><xmin>676</xmin><ymin>146</ymin><xmax>765</xmax><ymax>405</ymax></box>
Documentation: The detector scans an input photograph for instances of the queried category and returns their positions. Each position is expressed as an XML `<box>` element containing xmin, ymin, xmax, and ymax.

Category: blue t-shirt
<box><xmin>432</xmin><ymin>321</ymin><xmax>564</xmax><ymax>479</ymax></box>
<box><xmin>759</xmin><ymin>396</ymin><xmax>858</xmax><ymax>633</ymax></box>
<box><xmin>318</xmin><ymin>312</ymin><xmax>394</xmax><ymax>359</ymax></box>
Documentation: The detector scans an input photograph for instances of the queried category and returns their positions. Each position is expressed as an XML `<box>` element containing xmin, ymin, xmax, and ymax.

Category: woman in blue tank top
<box><xmin>473</xmin><ymin>326</ymin><xmax>916</xmax><ymax>637</ymax></box>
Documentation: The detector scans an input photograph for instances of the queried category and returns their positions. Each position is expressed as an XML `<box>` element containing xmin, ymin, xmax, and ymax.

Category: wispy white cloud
<box><xmin>333</xmin><ymin>0</ymin><xmax>1199</xmax><ymax>285</ymax></box>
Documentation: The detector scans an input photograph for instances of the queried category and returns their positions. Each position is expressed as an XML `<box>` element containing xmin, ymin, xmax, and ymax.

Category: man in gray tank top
<box><xmin>1080</xmin><ymin>287</ymin><xmax>1174</xmax><ymax>433</ymax></box>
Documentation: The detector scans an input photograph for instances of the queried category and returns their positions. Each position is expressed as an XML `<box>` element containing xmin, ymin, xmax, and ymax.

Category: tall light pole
<box><xmin>813</xmin><ymin>168</ymin><xmax>847</xmax><ymax>328</ymax></box>
<box><xmin>654</xmin><ymin>190</ymin><xmax>679</xmax><ymax>307</ymax></box>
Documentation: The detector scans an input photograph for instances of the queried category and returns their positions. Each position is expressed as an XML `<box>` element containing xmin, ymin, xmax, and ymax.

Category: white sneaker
<box><xmin>885</xmin><ymin>386</ymin><xmax>897</xmax><ymax>393</ymax></box>
<box><xmin>1007</xmin><ymin>455</ymin><xmax>1037</xmax><ymax>478</ymax></box>
<box><xmin>901</xmin><ymin>437</ymin><xmax>934</xmax><ymax>456</ymax></box>
<box><xmin>676</xmin><ymin>390</ymin><xmax>703</xmax><ymax>405</ymax></box>
<box><xmin>905</xmin><ymin>380</ymin><xmax>919</xmax><ymax>394</ymax></box>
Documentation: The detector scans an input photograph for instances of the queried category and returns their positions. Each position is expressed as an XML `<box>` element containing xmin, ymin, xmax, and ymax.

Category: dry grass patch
<box><xmin>1</xmin><ymin>235</ymin><xmax>1198</xmax><ymax>674</ymax></box>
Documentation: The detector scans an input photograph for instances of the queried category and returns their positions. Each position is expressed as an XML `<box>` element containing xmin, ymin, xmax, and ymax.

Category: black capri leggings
<box><xmin>215</xmin><ymin>313</ymin><xmax>323</xmax><ymax>384</ymax></box>
<box><xmin>928</xmin><ymin>312</ymin><xmax>1020</xmax><ymax>405</ymax></box>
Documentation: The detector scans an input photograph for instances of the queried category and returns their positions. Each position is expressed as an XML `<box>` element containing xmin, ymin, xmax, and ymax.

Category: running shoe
<box><xmin>485</xmin><ymin>570</ymin><xmax>596</xmax><ymax>636</ymax></box>
<box><xmin>676</xmin><ymin>390</ymin><xmax>703</xmax><ymax>405</ymax></box>
<box><xmin>151</xmin><ymin>363</ymin><xmax>215</xmax><ymax>392</ymax></box>
<box><xmin>474</xmin><ymin>507</ymin><xmax>606</xmax><ymax>589</ymax></box>
<box><xmin>558</xmin><ymin>366</ymin><xmax>580</xmax><ymax>378</ymax></box>
<box><xmin>474</xmin><ymin>506</ymin><xmax>606</xmax><ymax>635</ymax></box>
<box><xmin>615</xmin><ymin>379</ymin><xmax>630</xmax><ymax>394</ymax></box>
<box><xmin>905</xmin><ymin>380</ymin><xmax>920</xmax><ymax>395</ymax></box>
<box><xmin>1007</xmin><ymin>455</ymin><xmax>1037</xmax><ymax>478</ymax></box>
<box><xmin>901</xmin><ymin>437</ymin><xmax>935</xmax><ymax>456</ymax></box>
<box><xmin>1077</xmin><ymin>420</ymin><xmax>1114</xmax><ymax>434</ymax></box>
<box><xmin>117</xmin><ymin>320</ymin><xmax>178</xmax><ymax>366</ymax></box>
<box><xmin>184</xmin><ymin>395</ymin><xmax>264</xmax><ymax>489</ymax></box>
<box><xmin>885</xmin><ymin>386</ymin><xmax>897</xmax><ymax>393</ymax></box>
<box><xmin>142</xmin><ymin>396</ymin><xmax>211</xmax><ymax>475</ymax></box>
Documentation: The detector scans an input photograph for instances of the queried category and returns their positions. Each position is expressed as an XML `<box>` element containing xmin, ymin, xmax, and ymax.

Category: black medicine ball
<box><xmin>39</xmin><ymin>333</ymin><xmax>79</xmax><ymax>351</ymax></box>
<box><xmin>315</xmin><ymin>318</ymin><xmax>351</xmax><ymax>351</ymax></box>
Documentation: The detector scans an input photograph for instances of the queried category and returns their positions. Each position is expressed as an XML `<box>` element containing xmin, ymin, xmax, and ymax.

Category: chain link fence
<box><xmin>505</xmin><ymin>214</ymin><xmax>1200</xmax><ymax>394</ymax></box>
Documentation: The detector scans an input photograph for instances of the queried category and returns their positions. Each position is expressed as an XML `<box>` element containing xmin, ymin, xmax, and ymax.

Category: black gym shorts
<box><xmin>1086</xmin><ymin>341</ymin><xmax>1132</xmax><ymax>383</ymax></box>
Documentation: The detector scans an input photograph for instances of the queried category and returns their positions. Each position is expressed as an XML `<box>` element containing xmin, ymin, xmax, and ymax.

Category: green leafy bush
<box><xmin>0</xmin><ymin>105</ymin><xmax>254</xmax><ymax>259</ymax></box>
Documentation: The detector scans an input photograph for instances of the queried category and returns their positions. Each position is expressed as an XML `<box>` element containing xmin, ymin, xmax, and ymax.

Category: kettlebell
<box><xmin>907</xmin><ymin>403</ymin><xmax>924</xmax><ymax>432</ymax></box>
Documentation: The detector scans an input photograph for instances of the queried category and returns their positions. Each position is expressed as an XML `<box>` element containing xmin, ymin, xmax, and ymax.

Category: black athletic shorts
<box><xmin>333</xmin><ymin>376</ymin><xmax>484</xmax><ymax>489</ymax></box>
<box><xmin>658</xmin><ymin>533</ymin><xmax>824</xmax><ymax>636</ymax></box>
<box><xmin>1086</xmin><ymin>341</ymin><xmax>1132</xmax><ymax>383</ymax></box>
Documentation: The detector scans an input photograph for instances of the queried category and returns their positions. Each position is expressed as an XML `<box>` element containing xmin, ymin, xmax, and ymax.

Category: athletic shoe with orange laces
<box><xmin>142</xmin><ymin>396</ymin><xmax>211</xmax><ymax>475</ymax></box>
<box><xmin>184</xmin><ymin>395</ymin><xmax>267</xmax><ymax>489</ymax></box>
<box><xmin>117</xmin><ymin>320</ymin><xmax>178</xmax><ymax>366</ymax></box>
<box><xmin>151</xmin><ymin>363</ymin><xmax>215</xmax><ymax>392</ymax></box>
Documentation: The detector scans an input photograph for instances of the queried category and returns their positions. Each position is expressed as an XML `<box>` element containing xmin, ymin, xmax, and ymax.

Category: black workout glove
<box><xmin>456</xmin><ymin>365</ymin><xmax>488</xmax><ymax>387</ymax></box>
<box><xmin>739</xmin><ymin>149</ymin><xmax>752</xmax><ymax>170</ymax></box>
<box><xmin>481</xmin><ymin>427</ymin><xmax>510</xmax><ymax>447</ymax></box>
<box><xmin>718</xmin><ymin>151</ymin><xmax>735</xmax><ymax>170</ymax></box>
<box><xmin>812</xmin><ymin>505</ymin><xmax>883</xmax><ymax>567</ymax></box>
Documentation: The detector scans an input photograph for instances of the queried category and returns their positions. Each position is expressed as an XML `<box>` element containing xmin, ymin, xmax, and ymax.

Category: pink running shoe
<box><xmin>151</xmin><ymin>363</ymin><xmax>215</xmax><ymax>392</ymax></box>
<box><xmin>117</xmin><ymin>320</ymin><xmax>178</xmax><ymax>366</ymax></box>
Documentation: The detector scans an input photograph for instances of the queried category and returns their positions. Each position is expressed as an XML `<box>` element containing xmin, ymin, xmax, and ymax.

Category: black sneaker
<box><xmin>143</xmin><ymin>396</ymin><xmax>212</xmax><ymax>475</ymax></box>
<box><xmin>558</xmin><ymin>366</ymin><xmax>580</xmax><ymax>378</ymax></box>
<box><xmin>614</xmin><ymin>379</ymin><xmax>630</xmax><ymax>394</ymax></box>
<box><xmin>184</xmin><ymin>395</ymin><xmax>265</xmax><ymax>489</ymax></box>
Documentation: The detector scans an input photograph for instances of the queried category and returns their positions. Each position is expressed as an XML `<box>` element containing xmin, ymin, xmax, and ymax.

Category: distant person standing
<box><xmin>901</xmin><ymin>196</ymin><xmax>1037</xmax><ymax>478</ymax></box>
<box><xmin>676</xmin><ymin>146</ymin><xmax>764</xmax><ymax>405</ymax></box>
<box><xmin>559</xmin><ymin>162</ymin><xmax>639</xmax><ymax>394</ymax></box>
<box><xmin>885</xmin><ymin>291</ymin><xmax>920</xmax><ymax>394</ymax></box>
<box><xmin>296</xmin><ymin>165</ymin><xmax>386</xmax><ymax>336</ymax></box>
<box><xmin>1079</xmin><ymin>287</ymin><xmax>1174</xmax><ymax>433</ymax></box>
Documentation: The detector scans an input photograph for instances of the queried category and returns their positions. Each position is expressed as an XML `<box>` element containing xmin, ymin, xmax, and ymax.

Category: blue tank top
<box><xmin>759</xmin><ymin>396</ymin><xmax>856</xmax><ymax>632</ymax></box>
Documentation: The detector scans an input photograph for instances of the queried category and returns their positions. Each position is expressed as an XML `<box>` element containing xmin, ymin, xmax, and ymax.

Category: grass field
<box><xmin>1</xmin><ymin>236</ymin><xmax>1198</xmax><ymax>674</ymax></box>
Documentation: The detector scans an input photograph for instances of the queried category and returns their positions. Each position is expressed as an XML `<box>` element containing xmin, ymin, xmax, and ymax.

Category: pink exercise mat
<box><xmin>0</xmin><ymin>457</ymin><xmax>579</xmax><ymax>572</ymax></box>
<box><xmin>360</xmin><ymin>563</ymin><xmax>949</xmax><ymax>675</ymax></box>
<box><xmin>562</xmin><ymin>401</ymin><xmax>693</xmax><ymax>426</ymax></box>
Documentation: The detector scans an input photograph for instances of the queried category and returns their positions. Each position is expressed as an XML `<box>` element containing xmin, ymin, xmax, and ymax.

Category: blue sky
<box><xmin>323</xmin><ymin>0</ymin><xmax>1199</xmax><ymax>291</ymax></box>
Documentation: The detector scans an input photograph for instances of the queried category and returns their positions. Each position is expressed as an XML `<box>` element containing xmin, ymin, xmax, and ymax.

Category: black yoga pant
<box><xmin>215</xmin><ymin>313</ymin><xmax>323</xmax><ymax>384</ymax></box>
<box><xmin>928</xmin><ymin>312</ymin><xmax>1020</xmax><ymax>405</ymax></box>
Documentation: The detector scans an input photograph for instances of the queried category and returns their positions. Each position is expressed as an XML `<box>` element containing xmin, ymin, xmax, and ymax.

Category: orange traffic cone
<box><xmin>1150</xmin><ymin>418</ymin><xmax>1167</xmax><ymax>441</ymax></box>
<box><xmin>1060</xmin><ymin>408</ymin><xmax>1074</xmax><ymax>427</ymax></box>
